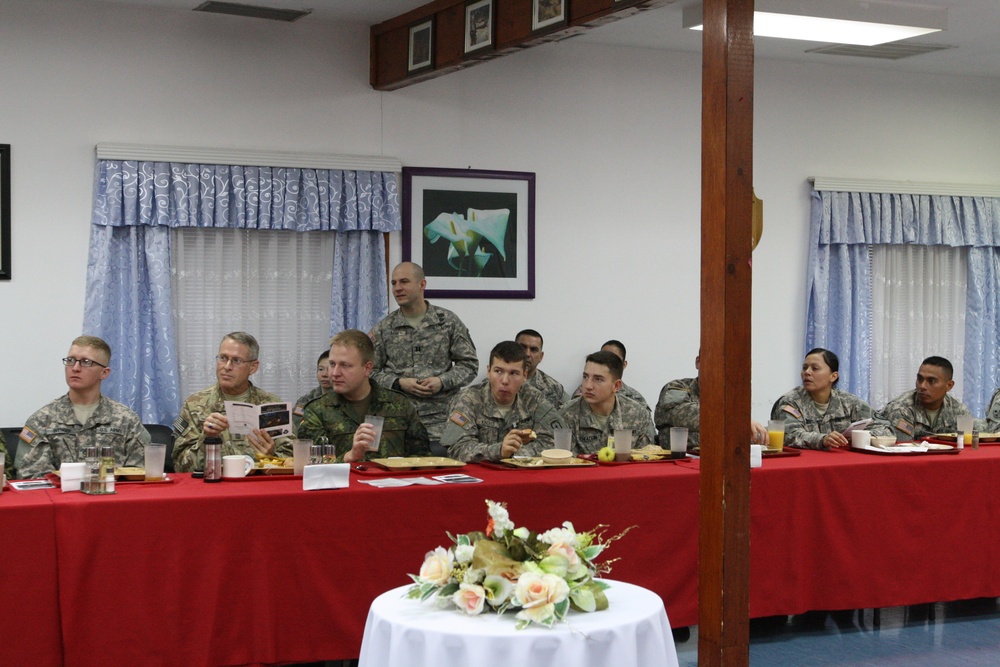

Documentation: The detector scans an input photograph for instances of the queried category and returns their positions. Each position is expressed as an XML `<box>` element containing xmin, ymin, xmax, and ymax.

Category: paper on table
<box><xmin>841</xmin><ymin>418</ymin><xmax>873</xmax><ymax>438</ymax></box>
<box><xmin>224</xmin><ymin>401</ymin><xmax>294</xmax><ymax>438</ymax></box>
<box><xmin>359</xmin><ymin>477</ymin><xmax>444</xmax><ymax>488</ymax></box>
<box><xmin>302</xmin><ymin>463</ymin><xmax>350</xmax><ymax>490</ymax></box>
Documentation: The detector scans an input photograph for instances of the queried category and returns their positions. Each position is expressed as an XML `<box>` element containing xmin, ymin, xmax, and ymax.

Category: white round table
<box><xmin>358</xmin><ymin>579</ymin><xmax>679</xmax><ymax>667</ymax></box>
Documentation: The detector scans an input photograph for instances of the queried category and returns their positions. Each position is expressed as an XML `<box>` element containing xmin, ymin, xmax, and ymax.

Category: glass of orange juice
<box><xmin>767</xmin><ymin>419</ymin><xmax>785</xmax><ymax>451</ymax></box>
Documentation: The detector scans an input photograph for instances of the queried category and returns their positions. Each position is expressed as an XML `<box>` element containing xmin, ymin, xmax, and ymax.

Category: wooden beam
<box><xmin>698</xmin><ymin>0</ymin><xmax>754</xmax><ymax>665</ymax></box>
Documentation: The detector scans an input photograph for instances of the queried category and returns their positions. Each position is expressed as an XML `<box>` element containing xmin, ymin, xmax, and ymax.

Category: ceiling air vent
<box><xmin>194</xmin><ymin>1</ymin><xmax>311</xmax><ymax>22</ymax></box>
<box><xmin>805</xmin><ymin>42</ymin><xmax>955</xmax><ymax>61</ymax></box>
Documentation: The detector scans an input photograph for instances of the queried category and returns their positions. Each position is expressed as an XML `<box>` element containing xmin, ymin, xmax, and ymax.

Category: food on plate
<box><xmin>115</xmin><ymin>467</ymin><xmax>146</xmax><ymax>480</ymax></box>
<box><xmin>255</xmin><ymin>455</ymin><xmax>293</xmax><ymax>468</ymax></box>
<box><xmin>630</xmin><ymin>445</ymin><xmax>670</xmax><ymax>461</ymax></box>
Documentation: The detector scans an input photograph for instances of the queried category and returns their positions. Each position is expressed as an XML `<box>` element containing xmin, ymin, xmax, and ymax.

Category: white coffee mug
<box><xmin>222</xmin><ymin>454</ymin><xmax>254</xmax><ymax>478</ymax></box>
<box><xmin>851</xmin><ymin>430</ymin><xmax>871</xmax><ymax>449</ymax></box>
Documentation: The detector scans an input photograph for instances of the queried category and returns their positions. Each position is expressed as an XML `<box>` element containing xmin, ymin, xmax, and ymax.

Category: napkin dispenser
<box><xmin>303</xmin><ymin>463</ymin><xmax>350</xmax><ymax>490</ymax></box>
<box><xmin>750</xmin><ymin>445</ymin><xmax>763</xmax><ymax>468</ymax></box>
<box><xmin>60</xmin><ymin>462</ymin><xmax>87</xmax><ymax>492</ymax></box>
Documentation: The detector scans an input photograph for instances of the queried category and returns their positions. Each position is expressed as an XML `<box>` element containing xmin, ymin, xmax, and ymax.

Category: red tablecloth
<box><xmin>33</xmin><ymin>461</ymin><xmax>700</xmax><ymax>666</ymax></box>
<box><xmin>8</xmin><ymin>448</ymin><xmax>1000</xmax><ymax>666</ymax></box>
<box><xmin>4</xmin><ymin>484</ymin><xmax>63</xmax><ymax>667</ymax></box>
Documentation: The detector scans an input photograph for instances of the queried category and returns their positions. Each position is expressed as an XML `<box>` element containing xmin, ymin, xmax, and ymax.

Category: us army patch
<box><xmin>895</xmin><ymin>419</ymin><xmax>914</xmax><ymax>437</ymax></box>
<box><xmin>780</xmin><ymin>405</ymin><xmax>802</xmax><ymax>419</ymax></box>
<box><xmin>19</xmin><ymin>426</ymin><xmax>37</xmax><ymax>444</ymax></box>
<box><xmin>450</xmin><ymin>411</ymin><xmax>470</xmax><ymax>427</ymax></box>
<box><xmin>293</xmin><ymin>405</ymin><xmax>305</xmax><ymax>417</ymax></box>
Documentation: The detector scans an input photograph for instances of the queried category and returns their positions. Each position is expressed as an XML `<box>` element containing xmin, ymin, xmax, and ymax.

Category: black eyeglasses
<box><xmin>62</xmin><ymin>357</ymin><xmax>108</xmax><ymax>369</ymax></box>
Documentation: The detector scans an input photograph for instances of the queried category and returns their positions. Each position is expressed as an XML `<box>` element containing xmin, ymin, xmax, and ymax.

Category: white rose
<box><xmin>514</xmin><ymin>572</ymin><xmax>570</xmax><ymax>609</ymax></box>
<box><xmin>454</xmin><ymin>544</ymin><xmax>475</xmax><ymax>564</ymax></box>
<box><xmin>419</xmin><ymin>546</ymin><xmax>454</xmax><ymax>586</ymax></box>
<box><xmin>452</xmin><ymin>584</ymin><xmax>486</xmax><ymax>615</ymax></box>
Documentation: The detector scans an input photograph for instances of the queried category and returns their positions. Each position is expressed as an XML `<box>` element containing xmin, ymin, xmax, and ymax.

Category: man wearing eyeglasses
<box><xmin>17</xmin><ymin>335</ymin><xmax>150</xmax><ymax>479</ymax></box>
<box><xmin>172</xmin><ymin>331</ymin><xmax>292</xmax><ymax>472</ymax></box>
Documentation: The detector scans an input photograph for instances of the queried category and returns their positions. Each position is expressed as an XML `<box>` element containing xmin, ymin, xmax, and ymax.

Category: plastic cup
<box><xmin>613</xmin><ymin>429</ymin><xmax>632</xmax><ymax>462</ymax></box>
<box><xmin>293</xmin><ymin>439</ymin><xmax>311</xmax><ymax>475</ymax></box>
<box><xmin>768</xmin><ymin>419</ymin><xmax>785</xmax><ymax>451</ymax></box>
<box><xmin>553</xmin><ymin>428</ymin><xmax>572</xmax><ymax>451</ymax></box>
<box><xmin>364</xmin><ymin>415</ymin><xmax>385</xmax><ymax>452</ymax></box>
<box><xmin>669</xmin><ymin>427</ymin><xmax>689</xmax><ymax>459</ymax></box>
<box><xmin>144</xmin><ymin>443</ymin><xmax>167</xmax><ymax>481</ymax></box>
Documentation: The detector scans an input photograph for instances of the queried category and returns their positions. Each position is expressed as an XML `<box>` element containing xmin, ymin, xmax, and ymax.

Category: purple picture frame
<box><xmin>0</xmin><ymin>144</ymin><xmax>10</xmax><ymax>280</ymax></box>
<box><xmin>402</xmin><ymin>167</ymin><xmax>535</xmax><ymax>299</ymax></box>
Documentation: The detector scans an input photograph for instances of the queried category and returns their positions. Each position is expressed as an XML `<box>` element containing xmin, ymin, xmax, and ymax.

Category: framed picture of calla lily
<box><xmin>402</xmin><ymin>167</ymin><xmax>535</xmax><ymax>299</ymax></box>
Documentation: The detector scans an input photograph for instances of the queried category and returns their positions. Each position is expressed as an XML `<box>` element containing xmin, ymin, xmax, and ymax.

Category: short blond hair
<box><xmin>330</xmin><ymin>329</ymin><xmax>374</xmax><ymax>364</ymax></box>
<box><xmin>72</xmin><ymin>335</ymin><xmax>112</xmax><ymax>363</ymax></box>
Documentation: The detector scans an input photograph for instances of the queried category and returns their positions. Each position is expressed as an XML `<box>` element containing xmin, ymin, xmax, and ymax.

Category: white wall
<box><xmin>3</xmin><ymin>0</ymin><xmax>1000</xmax><ymax>426</ymax></box>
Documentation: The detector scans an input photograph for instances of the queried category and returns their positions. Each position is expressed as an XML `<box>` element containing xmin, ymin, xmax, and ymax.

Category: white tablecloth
<box><xmin>358</xmin><ymin>579</ymin><xmax>679</xmax><ymax>667</ymax></box>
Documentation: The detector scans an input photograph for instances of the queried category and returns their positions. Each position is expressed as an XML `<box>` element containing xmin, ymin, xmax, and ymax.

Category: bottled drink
<box><xmin>204</xmin><ymin>436</ymin><xmax>223</xmax><ymax>483</ymax></box>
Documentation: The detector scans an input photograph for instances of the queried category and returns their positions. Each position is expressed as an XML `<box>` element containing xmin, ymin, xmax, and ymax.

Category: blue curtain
<box><xmin>84</xmin><ymin>160</ymin><xmax>401</xmax><ymax>424</ymax></box>
<box><xmin>805</xmin><ymin>190</ymin><xmax>1000</xmax><ymax>414</ymax></box>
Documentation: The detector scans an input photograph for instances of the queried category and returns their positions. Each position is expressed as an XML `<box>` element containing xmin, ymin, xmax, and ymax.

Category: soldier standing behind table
<box><xmin>516</xmin><ymin>328</ymin><xmax>566</xmax><ymax>409</ymax></box>
<box><xmin>369</xmin><ymin>262</ymin><xmax>478</xmax><ymax>443</ymax></box>
<box><xmin>18</xmin><ymin>335</ymin><xmax>149</xmax><ymax>479</ymax></box>
<box><xmin>172</xmin><ymin>332</ymin><xmax>292</xmax><ymax>472</ymax></box>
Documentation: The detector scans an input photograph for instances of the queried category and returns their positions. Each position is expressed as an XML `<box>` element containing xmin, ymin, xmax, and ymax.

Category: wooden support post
<box><xmin>698</xmin><ymin>0</ymin><xmax>754</xmax><ymax>665</ymax></box>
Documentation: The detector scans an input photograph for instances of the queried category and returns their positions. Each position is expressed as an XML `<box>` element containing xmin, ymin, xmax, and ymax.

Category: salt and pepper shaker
<box><xmin>101</xmin><ymin>445</ymin><xmax>116</xmax><ymax>494</ymax></box>
<box><xmin>84</xmin><ymin>445</ymin><xmax>102</xmax><ymax>494</ymax></box>
<box><xmin>204</xmin><ymin>436</ymin><xmax>223</xmax><ymax>483</ymax></box>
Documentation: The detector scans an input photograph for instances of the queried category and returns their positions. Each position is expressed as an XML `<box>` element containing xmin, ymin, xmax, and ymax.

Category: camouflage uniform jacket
<box><xmin>526</xmin><ymin>369</ymin><xmax>566</xmax><ymax>409</ymax></box>
<box><xmin>298</xmin><ymin>379</ymin><xmax>430</xmax><ymax>462</ymax></box>
<box><xmin>173</xmin><ymin>383</ymin><xmax>292</xmax><ymax>472</ymax></box>
<box><xmin>877</xmin><ymin>390</ymin><xmax>972</xmax><ymax>441</ymax></box>
<box><xmin>18</xmin><ymin>394</ymin><xmax>150</xmax><ymax>479</ymax></box>
<box><xmin>369</xmin><ymin>302</ymin><xmax>478</xmax><ymax>440</ymax></box>
<box><xmin>574</xmin><ymin>381</ymin><xmax>650</xmax><ymax>413</ymax></box>
<box><xmin>442</xmin><ymin>383</ymin><xmax>563</xmax><ymax>462</ymax></box>
<box><xmin>292</xmin><ymin>385</ymin><xmax>326</xmax><ymax>434</ymax></box>
<box><xmin>774</xmin><ymin>386</ymin><xmax>891</xmax><ymax>449</ymax></box>
<box><xmin>654</xmin><ymin>377</ymin><xmax>700</xmax><ymax>449</ymax></box>
<box><xmin>0</xmin><ymin>429</ymin><xmax>9</xmax><ymax>480</ymax></box>
<box><xmin>559</xmin><ymin>395</ymin><xmax>655</xmax><ymax>454</ymax></box>
<box><xmin>984</xmin><ymin>387</ymin><xmax>1000</xmax><ymax>432</ymax></box>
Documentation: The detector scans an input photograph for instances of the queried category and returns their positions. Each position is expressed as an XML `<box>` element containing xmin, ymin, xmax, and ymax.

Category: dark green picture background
<box><xmin>422</xmin><ymin>189</ymin><xmax>518</xmax><ymax>278</ymax></box>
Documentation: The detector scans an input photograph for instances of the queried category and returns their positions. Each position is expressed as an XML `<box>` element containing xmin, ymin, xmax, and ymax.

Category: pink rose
<box><xmin>546</xmin><ymin>541</ymin><xmax>582</xmax><ymax>574</ymax></box>
<box><xmin>451</xmin><ymin>584</ymin><xmax>486</xmax><ymax>615</ymax></box>
<box><xmin>514</xmin><ymin>572</ymin><xmax>570</xmax><ymax>609</ymax></box>
<box><xmin>419</xmin><ymin>546</ymin><xmax>454</xmax><ymax>586</ymax></box>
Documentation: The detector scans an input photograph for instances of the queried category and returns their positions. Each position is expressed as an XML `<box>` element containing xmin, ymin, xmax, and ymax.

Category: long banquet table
<box><xmin>7</xmin><ymin>446</ymin><xmax>1000</xmax><ymax>666</ymax></box>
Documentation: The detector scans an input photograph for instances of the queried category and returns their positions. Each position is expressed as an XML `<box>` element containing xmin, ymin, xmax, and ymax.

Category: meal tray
<box><xmin>370</xmin><ymin>457</ymin><xmax>465</xmax><ymax>470</ymax></box>
<box><xmin>849</xmin><ymin>444</ymin><xmax>959</xmax><ymax>456</ymax></box>
<box><xmin>927</xmin><ymin>433</ymin><xmax>1000</xmax><ymax>445</ymax></box>
<box><xmin>498</xmin><ymin>457</ymin><xmax>597</xmax><ymax>469</ymax></box>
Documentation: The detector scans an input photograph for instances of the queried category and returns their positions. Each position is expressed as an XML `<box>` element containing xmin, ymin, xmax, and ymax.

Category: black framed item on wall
<box><xmin>532</xmin><ymin>0</ymin><xmax>567</xmax><ymax>32</ymax></box>
<box><xmin>402</xmin><ymin>166</ymin><xmax>535</xmax><ymax>299</ymax></box>
<box><xmin>0</xmin><ymin>144</ymin><xmax>10</xmax><ymax>280</ymax></box>
<box><xmin>464</xmin><ymin>0</ymin><xmax>494</xmax><ymax>55</ymax></box>
<box><xmin>408</xmin><ymin>18</ymin><xmax>434</xmax><ymax>74</ymax></box>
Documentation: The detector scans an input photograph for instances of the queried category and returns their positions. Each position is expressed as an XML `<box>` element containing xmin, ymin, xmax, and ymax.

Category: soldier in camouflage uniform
<box><xmin>1</xmin><ymin>428</ymin><xmax>10</xmax><ymax>481</ymax></box>
<box><xmin>299</xmin><ymin>330</ymin><xmax>429</xmax><ymax>462</ymax></box>
<box><xmin>656</xmin><ymin>354</ymin><xmax>768</xmax><ymax>449</ymax></box>
<box><xmin>173</xmin><ymin>332</ymin><xmax>291</xmax><ymax>472</ymax></box>
<box><xmin>443</xmin><ymin>341</ymin><xmax>563</xmax><ymax>462</ymax></box>
<box><xmin>984</xmin><ymin>387</ymin><xmax>1000</xmax><ymax>432</ymax></box>
<box><xmin>292</xmin><ymin>350</ymin><xmax>331</xmax><ymax>434</ymax></box>
<box><xmin>18</xmin><ymin>336</ymin><xmax>149</xmax><ymax>479</ymax></box>
<box><xmin>773</xmin><ymin>348</ymin><xmax>891</xmax><ymax>449</ymax></box>
<box><xmin>572</xmin><ymin>340</ymin><xmax>651</xmax><ymax>413</ymax></box>
<box><xmin>516</xmin><ymin>329</ymin><xmax>566</xmax><ymax>408</ymax></box>
<box><xmin>560</xmin><ymin>351</ymin><xmax>655</xmax><ymax>454</ymax></box>
<box><xmin>370</xmin><ymin>263</ymin><xmax>478</xmax><ymax>442</ymax></box>
<box><xmin>877</xmin><ymin>355</ymin><xmax>975</xmax><ymax>441</ymax></box>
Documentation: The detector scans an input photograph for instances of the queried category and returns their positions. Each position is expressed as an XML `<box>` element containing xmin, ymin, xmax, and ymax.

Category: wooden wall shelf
<box><xmin>370</xmin><ymin>0</ymin><xmax>677</xmax><ymax>91</ymax></box>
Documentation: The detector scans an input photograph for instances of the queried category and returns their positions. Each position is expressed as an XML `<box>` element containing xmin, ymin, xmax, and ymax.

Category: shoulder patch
<box><xmin>450</xmin><ymin>411</ymin><xmax>470</xmax><ymax>427</ymax></box>
<box><xmin>780</xmin><ymin>405</ymin><xmax>802</xmax><ymax>420</ymax></box>
<box><xmin>172</xmin><ymin>416</ymin><xmax>188</xmax><ymax>434</ymax></box>
<box><xmin>368</xmin><ymin>329</ymin><xmax>377</xmax><ymax>343</ymax></box>
<box><xmin>293</xmin><ymin>405</ymin><xmax>305</xmax><ymax>417</ymax></box>
<box><xmin>895</xmin><ymin>419</ymin><xmax>914</xmax><ymax>436</ymax></box>
<box><xmin>20</xmin><ymin>426</ymin><xmax>37</xmax><ymax>444</ymax></box>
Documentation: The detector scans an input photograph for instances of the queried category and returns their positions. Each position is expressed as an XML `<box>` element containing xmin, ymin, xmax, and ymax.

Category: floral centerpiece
<box><xmin>407</xmin><ymin>500</ymin><xmax>628</xmax><ymax>629</ymax></box>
